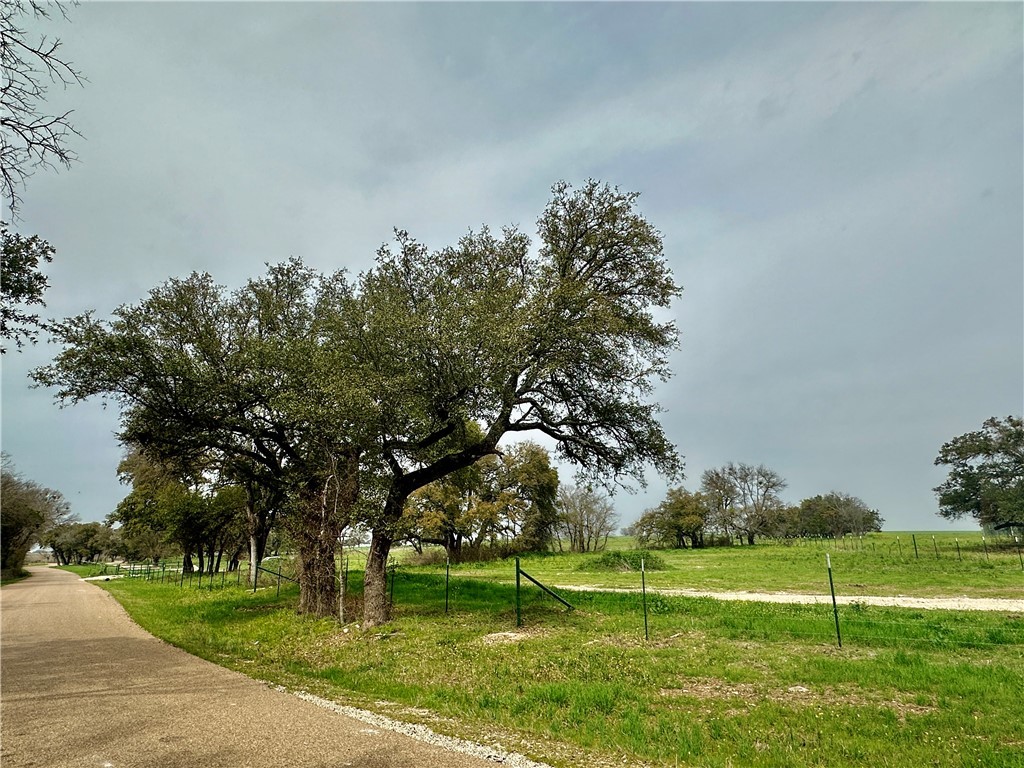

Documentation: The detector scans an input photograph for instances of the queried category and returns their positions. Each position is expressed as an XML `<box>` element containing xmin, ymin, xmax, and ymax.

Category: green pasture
<box><xmin>398</xmin><ymin>533</ymin><xmax>1024</xmax><ymax>600</ymax></box>
<box><xmin>71</xmin><ymin>548</ymin><xmax>1024</xmax><ymax>768</ymax></box>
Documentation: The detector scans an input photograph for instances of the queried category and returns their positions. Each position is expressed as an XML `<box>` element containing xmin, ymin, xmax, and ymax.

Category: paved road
<box><xmin>0</xmin><ymin>567</ymin><xmax>509</xmax><ymax>768</ymax></box>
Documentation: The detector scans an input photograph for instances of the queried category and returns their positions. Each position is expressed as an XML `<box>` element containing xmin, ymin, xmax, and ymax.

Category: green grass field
<box><xmin>60</xmin><ymin>537</ymin><xmax>1024</xmax><ymax>768</ymax></box>
<box><xmin>400</xmin><ymin>532</ymin><xmax>1024</xmax><ymax>600</ymax></box>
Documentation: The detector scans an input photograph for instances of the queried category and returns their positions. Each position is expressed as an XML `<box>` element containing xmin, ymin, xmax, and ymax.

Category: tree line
<box><xmin>627</xmin><ymin>462</ymin><xmax>883</xmax><ymax>550</ymax></box>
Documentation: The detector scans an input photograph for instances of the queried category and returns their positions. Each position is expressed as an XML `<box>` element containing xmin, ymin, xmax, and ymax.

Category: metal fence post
<box><xmin>827</xmin><ymin>554</ymin><xmax>842</xmax><ymax>649</ymax></box>
<box><xmin>515</xmin><ymin>557</ymin><xmax>522</xmax><ymax>628</ymax></box>
<box><xmin>641</xmin><ymin>557</ymin><xmax>649</xmax><ymax>642</ymax></box>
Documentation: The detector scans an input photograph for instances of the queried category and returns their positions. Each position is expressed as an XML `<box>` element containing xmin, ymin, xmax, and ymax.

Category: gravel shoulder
<box><xmin>554</xmin><ymin>584</ymin><xmax>1024</xmax><ymax>612</ymax></box>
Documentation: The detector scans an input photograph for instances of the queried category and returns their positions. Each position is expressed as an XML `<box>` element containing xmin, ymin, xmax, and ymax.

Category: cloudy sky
<box><xmin>3</xmin><ymin>1</ymin><xmax>1021</xmax><ymax>531</ymax></box>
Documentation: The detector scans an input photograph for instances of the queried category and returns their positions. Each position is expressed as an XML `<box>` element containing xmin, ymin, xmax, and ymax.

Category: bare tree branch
<box><xmin>1</xmin><ymin>0</ymin><xmax>85</xmax><ymax>221</ymax></box>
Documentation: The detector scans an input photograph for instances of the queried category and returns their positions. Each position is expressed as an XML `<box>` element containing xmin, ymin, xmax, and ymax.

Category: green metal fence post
<box><xmin>641</xmin><ymin>557</ymin><xmax>649</xmax><ymax>642</ymax></box>
<box><xmin>826</xmin><ymin>554</ymin><xmax>842</xmax><ymax>649</ymax></box>
<box><xmin>445</xmin><ymin>557</ymin><xmax>450</xmax><ymax>615</ymax></box>
<box><xmin>515</xmin><ymin>557</ymin><xmax>522</xmax><ymax>628</ymax></box>
<box><xmin>912</xmin><ymin>534</ymin><xmax>919</xmax><ymax>560</ymax></box>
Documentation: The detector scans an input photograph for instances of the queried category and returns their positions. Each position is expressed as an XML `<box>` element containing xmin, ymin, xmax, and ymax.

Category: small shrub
<box><xmin>578</xmin><ymin>550</ymin><xmax>667</xmax><ymax>572</ymax></box>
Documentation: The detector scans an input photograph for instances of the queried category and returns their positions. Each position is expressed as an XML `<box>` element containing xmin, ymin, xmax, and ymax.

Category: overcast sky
<box><xmin>2</xmin><ymin>1</ymin><xmax>1021</xmax><ymax>531</ymax></box>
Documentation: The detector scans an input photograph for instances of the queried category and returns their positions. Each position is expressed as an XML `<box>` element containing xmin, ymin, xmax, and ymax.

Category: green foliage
<box><xmin>580</xmin><ymin>549</ymin><xmax>667</xmax><ymax>572</ymax></box>
<box><xmin>111</xmin><ymin>448</ymin><xmax>247</xmax><ymax>570</ymax></box>
<box><xmin>631</xmin><ymin>486</ymin><xmax>709</xmax><ymax>549</ymax></box>
<box><xmin>1</xmin><ymin>228</ymin><xmax>53</xmax><ymax>351</ymax></box>
<box><xmin>33</xmin><ymin>180</ymin><xmax>685</xmax><ymax>625</ymax></box>
<box><xmin>1</xmin><ymin>453</ymin><xmax>73</xmax><ymax>577</ymax></box>
<box><xmin>45</xmin><ymin>521</ymin><xmax>114</xmax><ymax>565</ymax></box>
<box><xmin>401</xmin><ymin>441</ymin><xmax>560</xmax><ymax>560</ymax></box>
<box><xmin>791</xmin><ymin>492</ymin><xmax>884</xmax><ymax>537</ymax></box>
<box><xmin>934</xmin><ymin>416</ymin><xmax>1024</xmax><ymax>527</ymax></box>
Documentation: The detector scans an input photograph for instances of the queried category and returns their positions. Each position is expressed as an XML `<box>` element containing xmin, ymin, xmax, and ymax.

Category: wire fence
<box><xmin>779</xmin><ymin>532</ymin><xmax>1024</xmax><ymax>568</ymax></box>
<box><xmin>90</xmin><ymin>547</ymin><xmax>1024</xmax><ymax>654</ymax></box>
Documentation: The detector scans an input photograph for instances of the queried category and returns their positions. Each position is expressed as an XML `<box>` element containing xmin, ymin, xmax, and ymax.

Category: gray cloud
<box><xmin>3</xmin><ymin>2</ymin><xmax>1020</xmax><ymax>532</ymax></box>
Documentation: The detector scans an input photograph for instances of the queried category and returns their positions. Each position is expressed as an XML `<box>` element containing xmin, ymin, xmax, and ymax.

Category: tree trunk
<box><xmin>296</xmin><ymin>515</ymin><xmax>339</xmax><ymax>616</ymax></box>
<box><xmin>245</xmin><ymin>485</ymin><xmax>276</xmax><ymax>587</ymax></box>
<box><xmin>294</xmin><ymin>449</ymin><xmax>360</xmax><ymax>619</ymax></box>
<box><xmin>363</xmin><ymin>528</ymin><xmax>394</xmax><ymax>628</ymax></box>
<box><xmin>746</xmin><ymin>532</ymin><xmax>756</xmax><ymax>546</ymax></box>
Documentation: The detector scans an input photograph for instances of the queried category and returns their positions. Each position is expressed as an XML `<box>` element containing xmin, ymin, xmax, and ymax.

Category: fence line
<box><xmin>87</xmin><ymin>551</ymin><xmax>1023</xmax><ymax>653</ymax></box>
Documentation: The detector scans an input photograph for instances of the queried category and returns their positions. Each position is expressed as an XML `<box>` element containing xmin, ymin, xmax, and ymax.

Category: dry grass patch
<box><xmin>659</xmin><ymin>676</ymin><xmax>938</xmax><ymax>723</ymax></box>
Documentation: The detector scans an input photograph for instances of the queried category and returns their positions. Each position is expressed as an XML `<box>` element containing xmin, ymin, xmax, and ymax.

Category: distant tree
<box><xmin>112</xmin><ymin>447</ymin><xmax>247</xmax><ymax>572</ymax></box>
<box><xmin>702</xmin><ymin>463</ymin><xmax>786</xmax><ymax>545</ymax></box>
<box><xmin>46</xmin><ymin>521</ymin><xmax>113</xmax><ymax>564</ymax></box>
<box><xmin>1</xmin><ymin>227</ymin><xmax>53</xmax><ymax>351</ymax></box>
<box><xmin>795</xmin><ymin>492</ymin><xmax>883</xmax><ymax>538</ymax></box>
<box><xmin>556</xmin><ymin>485</ymin><xmax>618</xmax><ymax>553</ymax></box>
<box><xmin>701</xmin><ymin>467</ymin><xmax>741</xmax><ymax>541</ymax></box>
<box><xmin>934</xmin><ymin>416</ymin><xmax>1024</xmax><ymax>527</ymax></box>
<box><xmin>2</xmin><ymin>0</ymin><xmax>84</xmax><ymax>220</ymax></box>
<box><xmin>401</xmin><ymin>441</ymin><xmax>559</xmax><ymax>560</ymax></box>
<box><xmin>632</xmin><ymin>487</ymin><xmax>709</xmax><ymax>549</ymax></box>
<box><xmin>505</xmin><ymin>443</ymin><xmax>561</xmax><ymax>552</ymax></box>
<box><xmin>1</xmin><ymin>453</ymin><xmax>74</xmax><ymax>577</ymax></box>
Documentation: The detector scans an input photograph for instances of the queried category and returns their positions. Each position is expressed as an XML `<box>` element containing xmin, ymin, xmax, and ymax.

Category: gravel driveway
<box><xmin>554</xmin><ymin>584</ymin><xmax>1024</xmax><ymax>612</ymax></box>
<box><xmin>0</xmin><ymin>566</ymin><xmax>547</xmax><ymax>768</ymax></box>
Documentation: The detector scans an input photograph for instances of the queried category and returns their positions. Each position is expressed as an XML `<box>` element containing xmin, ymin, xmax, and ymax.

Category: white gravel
<box><xmin>555</xmin><ymin>585</ymin><xmax>1024</xmax><ymax>612</ymax></box>
<box><xmin>280</xmin><ymin>688</ymin><xmax>554</xmax><ymax>768</ymax></box>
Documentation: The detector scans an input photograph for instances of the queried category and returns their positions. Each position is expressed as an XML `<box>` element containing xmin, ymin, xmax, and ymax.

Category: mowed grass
<box><xmin>421</xmin><ymin>533</ymin><xmax>1024</xmax><ymax>599</ymax></box>
<box><xmin>87</xmin><ymin>555</ymin><xmax>1024</xmax><ymax>768</ymax></box>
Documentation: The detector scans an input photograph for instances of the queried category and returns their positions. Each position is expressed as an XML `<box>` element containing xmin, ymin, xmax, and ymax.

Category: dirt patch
<box><xmin>659</xmin><ymin>677</ymin><xmax>936</xmax><ymax>722</ymax></box>
<box><xmin>481</xmin><ymin>629</ymin><xmax>546</xmax><ymax>646</ymax></box>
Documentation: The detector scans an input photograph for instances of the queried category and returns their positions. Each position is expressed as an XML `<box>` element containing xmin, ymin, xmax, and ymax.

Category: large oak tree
<box><xmin>35</xmin><ymin>180</ymin><xmax>684</xmax><ymax>626</ymax></box>
<box><xmin>341</xmin><ymin>181</ymin><xmax>682</xmax><ymax>625</ymax></box>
